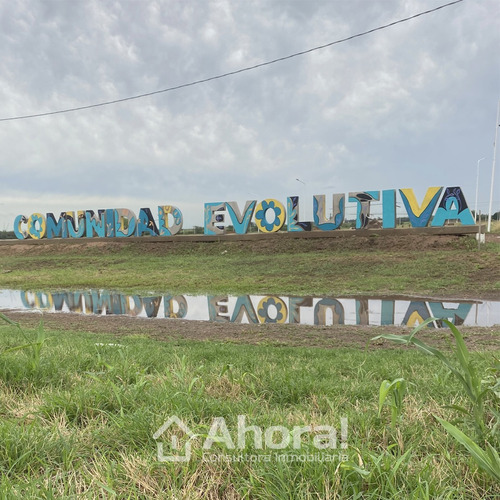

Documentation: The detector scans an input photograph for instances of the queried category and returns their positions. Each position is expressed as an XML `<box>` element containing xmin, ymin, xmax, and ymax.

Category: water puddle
<box><xmin>0</xmin><ymin>289</ymin><xmax>498</xmax><ymax>328</ymax></box>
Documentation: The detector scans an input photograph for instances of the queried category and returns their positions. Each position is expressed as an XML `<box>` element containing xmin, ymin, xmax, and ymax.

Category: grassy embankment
<box><xmin>0</xmin><ymin>235</ymin><xmax>499</xmax><ymax>297</ymax></box>
<box><xmin>0</xmin><ymin>235</ymin><xmax>499</xmax><ymax>498</ymax></box>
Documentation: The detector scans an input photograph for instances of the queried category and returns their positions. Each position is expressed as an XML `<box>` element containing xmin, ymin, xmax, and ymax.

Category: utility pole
<box><xmin>487</xmin><ymin>100</ymin><xmax>500</xmax><ymax>232</ymax></box>
<box><xmin>475</xmin><ymin>157</ymin><xmax>485</xmax><ymax>222</ymax></box>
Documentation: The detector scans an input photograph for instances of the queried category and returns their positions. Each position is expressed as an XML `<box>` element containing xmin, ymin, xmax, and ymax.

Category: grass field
<box><xmin>0</xmin><ymin>322</ymin><xmax>498</xmax><ymax>499</ymax></box>
<box><xmin>0</xmin><ymin>235</ymin><xmax>499</xmax><ymax>297</ymax></box>
<box><xmin>0</xmin><ymin>234</ymin><xmax>499</xmax><ymax>499</ymax></box>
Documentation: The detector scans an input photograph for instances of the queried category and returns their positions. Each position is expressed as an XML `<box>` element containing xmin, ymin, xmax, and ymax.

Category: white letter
<box><xmin>341</xmin><ymin>417</ymin><xmax>348</xmax><ymax>449</ymax></box>
<box><xmin>203</xmin><ymin>417</ymin><xmax>235</xmax><ymax>450</ymax></box>
<box><xmin>264</xmin><ymin>426</ymin><xmax>290</xmax><ymax>450</ymax></box>
<box><xmin>312</xmin><ymin>425</ymin><xmax>336</xmax><ymax>449</ymax></box>
<box><xmin>292</xmin><ymin>425</ymin><xmax>311</xmax><ymax>449</ymax></box>
<box><xmin>237</xmin><ymin>415</ymin><xmax>263</xmax><ymax>449</ymax></box>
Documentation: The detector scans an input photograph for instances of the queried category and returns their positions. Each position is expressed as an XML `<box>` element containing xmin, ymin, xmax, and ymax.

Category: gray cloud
<box><xmin>0</xmin><ymin>0</ymin><xmax>498</xmax><ymax>229</ymax></box>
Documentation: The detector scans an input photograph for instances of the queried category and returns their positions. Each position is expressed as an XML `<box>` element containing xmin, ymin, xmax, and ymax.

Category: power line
<box><xmin>0</xmin><ymin>0</ymin><xmax>463</xmax><ymax>122</ymax></box>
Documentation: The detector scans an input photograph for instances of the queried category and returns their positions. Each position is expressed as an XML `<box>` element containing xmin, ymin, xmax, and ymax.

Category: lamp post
<box><xmin>475</xmin><ymin>157</ymin><xmax>485</xmax><ymax>223</ymax></box>
<box><xmin>296</xmin><ymin>178</ymin><xmax>307</xmax><ymax>220</ymax></box>
<box><xmin>487</xmin><ymin>100</ymin><xmax>500</xmax><ymax>232</ymax></box>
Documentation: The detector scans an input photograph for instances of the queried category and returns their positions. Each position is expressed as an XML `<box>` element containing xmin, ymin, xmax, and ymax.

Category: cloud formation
<box><xmin>0</xmin><ymin>0</ymin><xmax>498</xmax><ymax>229</ymax></box>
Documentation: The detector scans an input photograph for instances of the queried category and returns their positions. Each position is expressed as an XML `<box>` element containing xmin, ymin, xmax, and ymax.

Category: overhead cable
<box><xmin>0</xmin><ymin>0</ymin><xmax>463</xmax><ymax>122</ymax></box>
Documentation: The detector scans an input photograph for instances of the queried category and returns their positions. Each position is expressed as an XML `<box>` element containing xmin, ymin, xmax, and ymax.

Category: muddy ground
<box><xmin>1</xmin><ymin>232</ymin><xmax>496</xmax><ymax>255</ymax></box>
<box><xmin>2</xmin><ymin>309</ymin><xmax>499</xmax><ymax>352</ymax></box>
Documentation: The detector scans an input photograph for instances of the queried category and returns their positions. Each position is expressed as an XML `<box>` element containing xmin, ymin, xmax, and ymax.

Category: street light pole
<box><xmin>487</xmin><ymin>100</ymin><xmax>500</xmax><ymax>232</ymax></box>
<box><xmin>475</xmin><ymin>157</ymin><xmax>485</xmax><ymax>222</ymax></box>
<box><xmin>296</xmin><ymin>178</ymin><xmax>307</xmax><ymax>220</ymax></box>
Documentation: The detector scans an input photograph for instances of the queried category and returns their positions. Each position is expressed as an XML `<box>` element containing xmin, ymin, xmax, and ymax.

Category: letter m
<box><xmin>46</xmin><ymin>213</ymin><xmax>67</xmax><ymax>239</ymax></box>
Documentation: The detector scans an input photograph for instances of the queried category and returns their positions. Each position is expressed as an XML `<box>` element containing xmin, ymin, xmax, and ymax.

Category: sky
<box><xmin>0</xmin><ymin>0</ymin><xmax>499</xmax><ymax>231</ymax></box>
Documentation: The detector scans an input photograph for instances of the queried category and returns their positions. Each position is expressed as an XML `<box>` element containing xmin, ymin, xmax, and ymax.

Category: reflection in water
<box><xmin>0</xmin><ymin>289</ymin><xmax>498</xmax><ymax>328</ymax></box>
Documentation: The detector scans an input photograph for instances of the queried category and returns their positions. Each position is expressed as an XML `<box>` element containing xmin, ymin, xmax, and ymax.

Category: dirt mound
<box><xmin>0</xmin><ymin>233</ymin><xmax>480</xmax><ymax>257</ymax></box>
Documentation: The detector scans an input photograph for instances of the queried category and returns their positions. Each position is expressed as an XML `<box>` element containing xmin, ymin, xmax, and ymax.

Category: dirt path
<box><xmin>3</xmin><ymin>309</ymin><xmax>499</xmax><ymax>352</ymax></box>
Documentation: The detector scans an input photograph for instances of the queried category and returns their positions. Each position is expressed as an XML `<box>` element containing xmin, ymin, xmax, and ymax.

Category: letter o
<box><xmin>264</xmin><ymin>426</ymin><xmax>290</xmax><ymax>449</ymax></box>
<box><xmin>27</xmin><ymin>213</ymin><xmax>46</xmax><ymax>239</ymax></box>
<box><xmin>257</xmin><ymin>296</ymin><xmax>287</xmax><ymax>324</ymax></box>
<box><xmin>254</xmin><ymin>199</ymin><xmax>286</xmax><ymax>233</ymax></box>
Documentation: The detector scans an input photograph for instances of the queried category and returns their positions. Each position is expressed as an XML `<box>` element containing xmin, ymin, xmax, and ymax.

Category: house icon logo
<box><xmin>153</xmin><ymin>415</ymin><xmax>195</xmax><ymax>462</ymax></box>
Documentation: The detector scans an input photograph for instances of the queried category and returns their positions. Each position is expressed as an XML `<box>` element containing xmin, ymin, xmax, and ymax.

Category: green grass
<box><xmin>0</xmin><ymin>322</ymin><xmax>499</xmax><ymax>499</ymax></box>
<box><xmin>0</xmin><ymin>237</ymin><xmax>498</xmax><ymax>296</ymax></box>
<box><xmin>489</xmin><ymin>220</ymin><xmax>500</xmax><ymax>234</ymax></box>
<box><xmin>0</xmin><ymin>236</ymin><xmax>499</xmax><ymax>498</ymax></box>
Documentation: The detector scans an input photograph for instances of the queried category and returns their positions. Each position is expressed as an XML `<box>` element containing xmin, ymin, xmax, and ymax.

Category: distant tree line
<box><xmin>0</xmin><ymin>230</ymin><xmax>15</xmax><ymax>239</ymax></box>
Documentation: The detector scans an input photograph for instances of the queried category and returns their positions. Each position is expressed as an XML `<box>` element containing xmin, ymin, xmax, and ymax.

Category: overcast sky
<box><xmin>0</xmin><ymin>0</ymin><xmax>498</xmax><ymax>230</ymax></box>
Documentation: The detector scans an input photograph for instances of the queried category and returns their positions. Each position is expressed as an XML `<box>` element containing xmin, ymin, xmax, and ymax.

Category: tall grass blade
<box><xmin>435</xmin><ymin>416</ymin><xmax>500</xmax><ymax>482</ymax></box>
<box><xmin>0</xmin><ymin>312</ymin><xmax>20</xmax><ymax>327</ymax></box>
